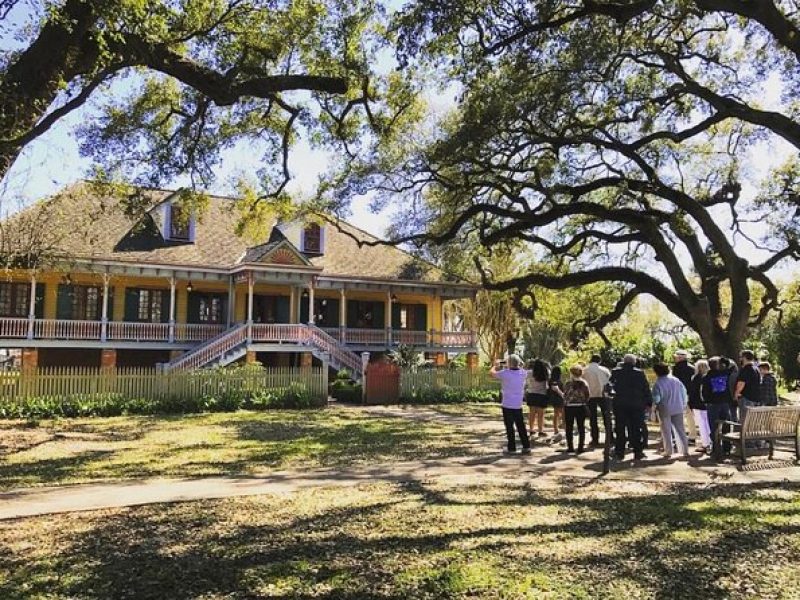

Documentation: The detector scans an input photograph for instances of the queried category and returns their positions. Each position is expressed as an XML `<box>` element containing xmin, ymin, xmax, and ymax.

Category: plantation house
<box><xmin>0</xmin><ymin>184</ymin><xmax>478</xmax><ymax>378</ymax></box>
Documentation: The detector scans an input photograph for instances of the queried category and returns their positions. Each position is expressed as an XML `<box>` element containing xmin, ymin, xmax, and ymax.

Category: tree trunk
<box><xmin>0</xmin><ymin>0</ymin><xmax>101</xmax><ymax>179</ymax></box>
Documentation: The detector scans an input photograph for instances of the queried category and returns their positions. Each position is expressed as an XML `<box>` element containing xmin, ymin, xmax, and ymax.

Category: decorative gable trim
<box><xmin>244</xmin><ymin>240</ymin><xmax>313</xmax><ymax>267</ymax></box>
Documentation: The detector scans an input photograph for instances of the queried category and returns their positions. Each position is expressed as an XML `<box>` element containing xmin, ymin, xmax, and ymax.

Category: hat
<box><xmin>674</xmin><ymin>350</ymin><xmax>689</xmax><ymax>358</ymax></box>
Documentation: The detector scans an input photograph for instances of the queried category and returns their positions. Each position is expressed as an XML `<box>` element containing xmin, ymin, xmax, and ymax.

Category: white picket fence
<box><xmin>0</xmin><ymin>366</ymin><xmax>328</xmax><ymax>402</ymax></box>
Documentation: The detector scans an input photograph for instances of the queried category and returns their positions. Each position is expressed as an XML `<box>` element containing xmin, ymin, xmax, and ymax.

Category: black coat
<box><xmin>610</xmin><ymin>365</ymin><xmax>653</xmax><ymax>408</ymax></box>
<box><xmin>672</xmin><ymin>360</ymin><xmax>695</xmax><ymax>392</ymax></box>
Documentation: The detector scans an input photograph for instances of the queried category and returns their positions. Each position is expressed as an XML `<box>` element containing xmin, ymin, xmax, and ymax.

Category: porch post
<box><xmin>339</xmin><ymin>288</ymin><xmax>346</xmax><ymax>343</ymax></box>
<box><xmin>307</xmin><ymin>284</ymin><xmax>315</xmax><ymax>325</ymax></box>
<box><xmin>168</xmin><ymin>276</ymin><xmax>176</xmax><ymax>343</ymax></box>
<box><xmin>289</xmin><ymin>286</ymin><xmax>297</xmax><ymax>323</ymax></box>
<box><xmin>100</xmin><ymin>274</ymin><xmax>110</xmax><ymax>342</ymax></box>
<box><xmin>226</xmin><ymin>277</ymin><xmax>234</xmax><ymax>327</ymax></box>
<box><xmin>27</xmin><ymin>273</ymin><xmax>36</xmax><ymax>340</ymax></box>
<box><xmin>247</xmin><ymin>272</ymin><xmax>254</xmax><ymax>343</ymax></box>
<box><xmin>386</xmin><ymin>290</ymin><xmax>392</xmax><ymax>347</ymax></box>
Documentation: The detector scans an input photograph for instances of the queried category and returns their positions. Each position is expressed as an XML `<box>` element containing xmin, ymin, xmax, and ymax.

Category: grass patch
<box><xmin>0</xmin><ymin>479</ymin><xmax>798</xmax><ymax>599</ymax></box>
<box><xmin>0</xmin><ymin>405</ymin><xmax>498</xmax><ymax>489</ymax></box>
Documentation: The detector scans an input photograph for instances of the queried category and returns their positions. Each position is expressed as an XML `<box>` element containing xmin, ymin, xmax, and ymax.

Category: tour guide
<box><xmin>490</xmin><ymin>355</ymin><xmax>532</xmax><ymax>455</ymax></box>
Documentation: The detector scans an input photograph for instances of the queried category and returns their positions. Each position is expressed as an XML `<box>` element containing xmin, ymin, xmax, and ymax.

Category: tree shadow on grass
<box><xmin>2</xmin><ymin>480</ymin><xmax>798</xmax><ymax>599</ymax></box>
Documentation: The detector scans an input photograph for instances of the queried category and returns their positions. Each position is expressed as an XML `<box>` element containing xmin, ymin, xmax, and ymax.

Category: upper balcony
<box><xmin>0</xmin><ymin>318</ymin><xmax>477</xmax><ymax>352</ymax></box>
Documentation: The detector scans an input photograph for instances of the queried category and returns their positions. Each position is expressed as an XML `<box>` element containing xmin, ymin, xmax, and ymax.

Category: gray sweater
<box><xmin>652</xmin><ymin>375</ymin><xmax>687</xmax><ymax>417</ymax></box>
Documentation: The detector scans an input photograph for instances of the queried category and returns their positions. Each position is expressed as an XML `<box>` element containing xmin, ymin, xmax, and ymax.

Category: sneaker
<box><xmin>537</xmin><ymin>431</ymin><xmax>547</xmax><ymax>437</ymax></box>
<box><xmin>694</xmin><ymin>446</ymin><xmax>707</xmax><ymax>453</ymax></box>
<box><xmin>521</xmin><ymin>447</ymin><xmax>532</xmax><ymax>455</ymax></box>
<box><xmin>503</xmin><ymin>448</ymin><xmax>517</xmax><ymax>455</ymax></box>
<box><xmin>551</xmin><ymin>433</ymin><xmax>563</xmax><ymax>443</ymax></box>
<box><xmin>634</xmin><ymin>452</ymin><xmax>647</xmax><ymax>461</ymax></box>
<box><xmin>576</xmin><ymin>447</ymin><xmax>585</xmax><ymax>455</ymax></box>
<box><xmin>613</xmin><ymin>453</ymin><xmax>625</xmax><ymax>461</ymax></box>
<box><xmin>564</xmin><ymin>447</ymin><xmax>575</xmax><ymax>453</ymax></box>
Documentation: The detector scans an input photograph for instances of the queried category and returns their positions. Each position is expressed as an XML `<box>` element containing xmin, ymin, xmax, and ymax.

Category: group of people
<box><xmin>490</xmin><ymin>349</ymin><xmax>779</xmax><ymax>462</ymax></box>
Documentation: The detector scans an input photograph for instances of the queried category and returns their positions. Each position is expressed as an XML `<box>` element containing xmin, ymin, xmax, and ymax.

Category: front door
<box><xmin>253</xmin><ymin>295</ymin><xmax>290</xmax><ymax>324</ymax></box>
<box><xmin>187</xmin><ymin>292</ymin><xmax>227</xmax><ymax>324</ymax></box>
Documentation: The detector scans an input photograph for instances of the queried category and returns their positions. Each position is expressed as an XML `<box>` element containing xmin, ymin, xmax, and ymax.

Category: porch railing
<box><xmin>173</xmin><ymin>323</ymin><xmax>226</xmax><ymax>342</ymax></box>
<box><xmin>107</xmin><ymin>322</ymin><xmax>170</xmax><ymax>342</ymax></box>
<box><xmin>34</xmin><ymin>319</ymin><xmax>103</xmax><ymax>340</ymax></box>
<box><xmin>0</xmin><ymin>318</ymin><xmax>477</xmax><ymax>350</ymax></box>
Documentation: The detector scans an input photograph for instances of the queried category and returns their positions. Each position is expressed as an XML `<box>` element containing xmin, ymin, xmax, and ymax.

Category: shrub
<box><xmin>398</xmin><ymin>387</ymin><xmax>499</xmax><ymax>405</ymax></box>
<box><xmin>329</xmin><ymin>378</ymin><xmax>362</xmax><ymax>403</ymax></box>
<box><xmin>0</xmin><ymin>385</ymin><xmax>324</xmax><ymax>420</ymax></box>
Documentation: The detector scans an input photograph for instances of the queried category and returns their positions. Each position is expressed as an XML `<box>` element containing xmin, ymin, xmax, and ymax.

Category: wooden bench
<box><xmin>716</xmin><ymin>406</ymin><xmax>800</xmax><ymax>464</ymax></box>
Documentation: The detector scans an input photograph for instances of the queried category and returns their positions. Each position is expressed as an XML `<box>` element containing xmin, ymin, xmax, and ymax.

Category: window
<box><xmin>169</xmin><ymin>204</ymin><xmax>190</xmax><ymax>241</ymax></box>
<box><xmin>70</xmin><ymin>286</ymin><xmax>101</xmax><ymax>320</ymax></box>
<box><xmin>0</xmin><ymin>283</ymin><xmax>31</xmax><ymax>317</ymax></box>
<box><xmin>199</xmin><ymin>296</ymin><xmax>223</xmax><ymax>323</ymax></box>
<box><xmin>302</xmin><ymin>223</ymin><xmax>322</xmax><ymax>254</ymax></box>
<box><xmin>138</xmin><ymin>289</ymin><xmax>164</xmax><ymax>322</ymax></box>
<box><xmin>400</xmin><ymin>307</ymin><xmax>408</xmax><ymax>330</ymax></box>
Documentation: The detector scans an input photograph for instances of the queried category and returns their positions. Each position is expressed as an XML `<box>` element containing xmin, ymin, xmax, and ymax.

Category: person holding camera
<box><xmin>491</xmin><ymin>355</ymin><xmax>531</xmax><ymax>455</ymax></box>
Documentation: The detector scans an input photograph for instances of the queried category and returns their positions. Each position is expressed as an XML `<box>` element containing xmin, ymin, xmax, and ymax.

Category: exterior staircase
<box><xmin>162</xmin><ymin>323</ymin><xmax>364</xmax><ymax>380</ymax></box>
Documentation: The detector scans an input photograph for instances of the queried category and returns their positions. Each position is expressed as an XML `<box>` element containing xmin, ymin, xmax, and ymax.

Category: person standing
<box><xmin>548</xmin><ymin>365</ymin><xmax>565</xmax><ymax>440</ymax></box>
<box><xmin>609</xmin><ymin>354</ymin><xmax>652</xmax><ymax>461</ymax></box>
<box><xmin>583</xmin><ymin>354</ymin><xmax>612</xmax><ymax>448</ymax></box>
<box><xmin>672</xmin><ymin>350</ymin><xmax>696</xmax><ymax>445</ymax></box>
<box><xmin>721</xmin><ymin>357</ymin><xmax>739</xmax><ymax>421</ymax></box>
<box><xmin>562</xmin><ymin>365</ymin><xmax>591</xmax><ymax>453</ymax></box>
<box><xmin>491</xmin><ymin>355</ymin><xmax>531</xmax><ymax>455</ymax></box>
<box><xmin>734</xmin><ymin>350</ymin><xmax>761</xmax><ymax>421</ymax></box>
<box><xmin>759</xmin><ymin>362</ymin><xmax>779</xmax><ymax>407</ymax></box>
<box><xmin>704</xmin><ymin>357</ymin><xmax>733</xmax><ymax>459</ymax></box>
<box><xmin>525</xmin><ymin>359</ymin><xmax>550</xmax><ymax>438</ymax></box>
<box><xmin>652</xmin><ymin>363</ymin><xmax>690</xmax><ymax>459</ymax></box>
<box><xmin>688</xmin><ymin>359</ymin><xmax>713</xmax><ymax>453</ymax></box>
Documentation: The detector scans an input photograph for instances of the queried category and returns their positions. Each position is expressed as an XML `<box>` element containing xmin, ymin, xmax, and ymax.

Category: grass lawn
<box><xmin>0</xmin><ymin>406</ymin><xmax>499</xmax><ymax>489</ymax></box>
<box><xmin>1</xmin><ymin>479</ymin><xmax>798</xmax><ymax>599</ymax></box>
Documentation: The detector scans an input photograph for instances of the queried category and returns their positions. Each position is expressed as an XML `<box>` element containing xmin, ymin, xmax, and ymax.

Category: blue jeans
<box><xmin>707</xmin><ymin>403</ymin><xmax>732</xmax><ymax>456</ymax></box>
<box><xmin>738</xmin><ymin>396</ymin><xmax>758</xmax><ymax>422</ymax></box>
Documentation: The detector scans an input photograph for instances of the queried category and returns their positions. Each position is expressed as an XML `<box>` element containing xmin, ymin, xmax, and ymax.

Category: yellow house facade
<box><xmin>0</xmin><ymin>184</ymin><xmax>478</xmax><ymax>377</ymax></box>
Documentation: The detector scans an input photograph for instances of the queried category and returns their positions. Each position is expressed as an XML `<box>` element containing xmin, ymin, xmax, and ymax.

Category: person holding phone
<box><xmin>491</xmin><ymin>355</ymin><xmax>531</xmax><ymax>455</ymax></box>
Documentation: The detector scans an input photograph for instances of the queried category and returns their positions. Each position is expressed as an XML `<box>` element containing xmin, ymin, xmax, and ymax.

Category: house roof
<box><xmin>8</xmin><ymin>182</ymin><xmax>456</xmax><ymax>285</ymax></box>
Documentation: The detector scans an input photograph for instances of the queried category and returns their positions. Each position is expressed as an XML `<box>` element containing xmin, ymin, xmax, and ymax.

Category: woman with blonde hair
<box><xmin>688</xmin><ymin>359</ymin><xmax>713</xmax><ymax>453</ymax></box>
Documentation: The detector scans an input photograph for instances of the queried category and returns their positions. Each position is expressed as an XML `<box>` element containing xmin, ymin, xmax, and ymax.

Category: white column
<box><xmin>290</xmin><ymin>287</ymin><xmax>297</xmax><ymax>323</ymax></box>
<box><xmin>168</xmin><ymin>277</ymin><xmax>176</xmax><ymax>342</ymax></box>
<box><xmin>247</xmin><ymin>273</ymin><xmax>254</xmax><ymax>343</ymax></box>
<box><xmin>226</xmin><ymin>278</ymin><xmax>234</xmax><ymax>327</ymax></box>
<box><xmin>307</xmin><ymin>284</ymin><xmax>315</xmax><ymax>325</ymax></box>
<box><xmin>386</xmin><ymin>290</ymin><xmax>392</xmax><ymax>346</ymax></box>
<box><xmin>339</xmin><ymin>288</ymin><xmax>346</xmax><ymax>342</ymax></box>
<box><xmin>27</xmin><ymin>274</ymin><xmax>36</xmax><ymax>340</ymax></box>
<box><xmin>101</xmin><ymin>274</ymin><xmax>110</xmax><ymax>342</ymax></box>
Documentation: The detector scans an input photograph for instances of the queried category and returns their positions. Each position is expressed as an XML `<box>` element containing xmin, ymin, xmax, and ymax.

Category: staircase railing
<box><xmin>165</xmin><ymin>323</ymin><xmax>248</xmax><ymax>371</ymax></box>
<box><xmin>306</xmin><ymin>325</ymin><xmax>362</xmax><ymax>376</ymax></box>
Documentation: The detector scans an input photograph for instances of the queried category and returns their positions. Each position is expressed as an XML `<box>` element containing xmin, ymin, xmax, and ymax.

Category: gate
<box><xmin>364</xmin><ymin>359</ymin><xmax>400</xmax><ymax>404</ymax></box>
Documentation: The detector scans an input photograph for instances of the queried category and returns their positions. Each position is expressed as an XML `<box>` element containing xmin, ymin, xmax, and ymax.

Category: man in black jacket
<box><xmin>610</xmin><ymin>354</ymin><xmax>653</xmax><ymax>461</ymax></box>
<box><xmin>672</xmin><ymin>350</ymin><xmax>696</xmax><ymax>445</ymax></box>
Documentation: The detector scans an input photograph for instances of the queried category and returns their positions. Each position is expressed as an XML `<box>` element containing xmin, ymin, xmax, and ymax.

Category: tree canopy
<box><xmin>323</xmin><ymin>0</ymin><xmax>800</xmax><ymax>356</ymax></box>
<box><xmin>0</xmin><ymin>0</ymin><xmax>407</xmax><ymax>200</ymax></box>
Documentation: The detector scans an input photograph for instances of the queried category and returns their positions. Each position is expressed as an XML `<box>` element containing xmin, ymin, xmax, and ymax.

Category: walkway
<box><xmin>3</xmin><ymin>441</ymin><xmax>799</xmax><ymax>520</ymax></box>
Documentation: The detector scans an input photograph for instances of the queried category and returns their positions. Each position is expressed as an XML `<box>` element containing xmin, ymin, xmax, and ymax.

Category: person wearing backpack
<box><xmin>562</xmin><ymin>364</ymin><xmax>591</xmax><ymax>454</ymax></box>
<box><xmin>703</xmin><ymin>356</ymin><xmax>733</xmax><ymax>459</ymax></box>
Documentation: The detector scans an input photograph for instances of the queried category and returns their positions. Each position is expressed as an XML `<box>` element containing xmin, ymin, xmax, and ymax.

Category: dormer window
<box><xmin>302</xmin><ymin>223</ymin><xmax>323</xmax><ymax>254</ymax></box>
<box><xmin>168</xmin><ymin>204</ymin><xmax>192</xmax><ymax>242</ymax></box>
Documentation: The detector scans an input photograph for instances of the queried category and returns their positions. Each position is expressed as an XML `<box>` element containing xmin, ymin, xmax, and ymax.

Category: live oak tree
<box><xmin>0</xmin><ymin>0</ymin><xmax>392</xmax><ymax>197</ymax></box>
<box><xmin>325</xmin><ymin>0</ymin><xmax>800</xmax><ymax>357</ymax></box>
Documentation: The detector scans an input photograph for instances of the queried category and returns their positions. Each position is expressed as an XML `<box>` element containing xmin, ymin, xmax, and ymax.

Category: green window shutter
<box><xmin>300</xmin><ymin>296</ymin><xmax>309</xmax><ymax>323</ymax></box>
<box><xmin>56</xmin><ymin>284</ymin><xmax>73</xmax><ymax>320</ymax></box>
<box><xmin>160</xmin><ymin>290</ymin><xmax>170</xmax><ymax>323</ymax></box>
<box><xmin>414</xmin><ymin>305</ymin><xmax>428</xmax><ymax>331</ymax></box>
<box><xmin>392</xmin><ymin>303</ymin><xmax>402</xmax><ymax>329</ymax></box>
<box><xmin>34</xmin><ymin>283</ymin><xmax>45</xmax><ymax>318</ymax></box>
<box><xmin>276</xmin><ymin>296</ymin><xmax>290</xmax><ymax>324</ymax></box>
<box><xmin>326</xmin><ymin>298</ymin><xmax>340</xmax><ymax>326</ymax></box>
<box><xmin>187</xmin><ymin>292</ymin><xmax>202</xmax><ymax>324</ymax></box>
<box><xmin>373</xmin><ymin>301</ymin><xmax>385</xmax><ymax>330</ymax></box>
<box><xmin>346</xmin><ymin>300</ymin><xmax>358</xmax><ymax>328</ymax></box>
<box><xmin>124</xmin><ymin>289</ymin><xmax>140</xmax><ymax>322</ymax></box>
